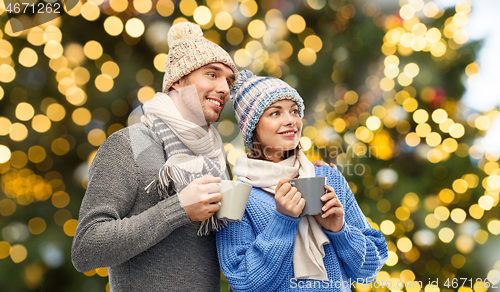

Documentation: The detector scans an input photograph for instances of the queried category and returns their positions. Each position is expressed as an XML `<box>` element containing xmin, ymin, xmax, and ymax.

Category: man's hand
<box><xmin>312</xmin><ymin>160</ymin><xmax>337</xmax><ymax>169</ymax></box>
<box><xmin>274</xmin><ymin>178</ymin><xmax>305</xmax><ymax>218</ymax></box>
<box><xmin>178</xmin><ymin>175</ymin><xmax>222</xmax><ymax>221</ymax></box>
<box><xmin>313</xmin><ymin>185</ymin><xmax>344</xmax><ymax>232</ymax></box>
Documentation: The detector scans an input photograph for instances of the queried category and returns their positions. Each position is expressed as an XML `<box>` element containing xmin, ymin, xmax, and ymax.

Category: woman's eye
<box><xmin>270</xmin><ymin>112</ymin><xmax>278</xmax><ymax>116</ymax></box>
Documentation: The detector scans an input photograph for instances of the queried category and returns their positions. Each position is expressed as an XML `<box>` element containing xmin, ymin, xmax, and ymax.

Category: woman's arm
<box><xmin>217</xmin><ymin>209</ymin><xmax>299</xmax><ymax>292</ymax></box>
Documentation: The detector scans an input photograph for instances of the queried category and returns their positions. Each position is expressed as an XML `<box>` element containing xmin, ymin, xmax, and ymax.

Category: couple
<box><xmin>71</xmin><ymin>22</ymin><xmax>388</xmax><ymax>291</ymax></box>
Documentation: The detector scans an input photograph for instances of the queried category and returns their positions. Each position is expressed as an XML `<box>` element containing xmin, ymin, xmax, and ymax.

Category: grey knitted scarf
<box><xmin>143</xmin><ymin>114</ymin><xmax>228</xmax><ymax>236</ymax></box>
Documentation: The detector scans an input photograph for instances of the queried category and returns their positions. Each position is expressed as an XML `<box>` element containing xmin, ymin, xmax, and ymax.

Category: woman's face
<box><xmin>254</xmin><ymin>99</ymin><xmax>302</xmax><ymax>162</ymax></box>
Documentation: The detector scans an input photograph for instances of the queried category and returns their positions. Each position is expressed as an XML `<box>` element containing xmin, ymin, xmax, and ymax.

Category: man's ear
<box><xmin>169</xmin><ymin>80</ymin><xmax>180</xmax><ymax>91</ymax></box>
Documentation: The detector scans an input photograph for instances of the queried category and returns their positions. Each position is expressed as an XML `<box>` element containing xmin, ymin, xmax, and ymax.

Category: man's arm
<box><xmin>71</xmin><ymin>131</ymin><xmax>191</xmax><ymax>272</ymax></box>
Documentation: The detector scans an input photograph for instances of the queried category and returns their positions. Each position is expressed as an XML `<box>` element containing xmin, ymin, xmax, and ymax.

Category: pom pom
<box><xmin>167</xmin><ymin>22</ymin><xmax>203</xmax><ymax>47</ymax></box>
<box><xmin>230</xmin><ymin>70</ymin><xmax>255</xmax><ymax>100</ymax></box>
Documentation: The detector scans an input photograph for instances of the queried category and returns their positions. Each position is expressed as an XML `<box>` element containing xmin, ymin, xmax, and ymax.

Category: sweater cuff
<box><xmin>159</xmin><ymin>194</ymin><xmax>190</xmax><ymax>230</ymax></box>
<box><xmin>323</xmin><ymin>223</ymin><xmax>351</xmax><ymax>248</ymax></box>
<box><xmin>267</xmin><ymin>209</ymin><xmax>300</xmax><ymax>235</ymax></box>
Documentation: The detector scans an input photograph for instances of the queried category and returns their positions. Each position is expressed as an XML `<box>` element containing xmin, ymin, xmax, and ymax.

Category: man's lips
<box><xmin>206</xmin><ymin>97</ymin><xmax>223</xmax><ymax>110</ymax></box>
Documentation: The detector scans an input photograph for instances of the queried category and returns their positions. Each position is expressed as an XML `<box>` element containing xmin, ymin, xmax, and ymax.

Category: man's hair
<box><xmin>248</xmin><ymin>130</ymin><xmax>301</xmax><ymax>161</ymax></box>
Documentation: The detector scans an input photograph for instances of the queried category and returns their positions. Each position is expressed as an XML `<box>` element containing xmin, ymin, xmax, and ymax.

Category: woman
<box><xmin>216</xmin><ymin>71</ymin><xmax>388</xmax><ymax>291</ymax></box>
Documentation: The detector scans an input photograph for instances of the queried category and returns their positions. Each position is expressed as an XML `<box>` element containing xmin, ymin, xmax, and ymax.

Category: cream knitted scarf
<box><xmin>141</xmin><ymin>88</ymin><xmax>227</xmax><ymax>235</ymax></box>
<box><xmin>233</xmin><ymin>152</ymin><xmax>330</xmax><ymax>280</ymax></box>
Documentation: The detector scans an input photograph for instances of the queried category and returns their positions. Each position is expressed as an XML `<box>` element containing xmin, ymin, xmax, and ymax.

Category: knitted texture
<box><xmin>216</xmin><ymin>166</ymin><xmax>388</xmax><ymax>292</ymax></box>
<box><xmin>162</xmin><ymin>22</ymin><xmax>238</xmax><ymax>92</ymax></box>
<box><xmin>230</xmin><ymin>70</ymin><xmax>305</xmax><ymax>150</ymax></box>
<box><xmin>72</xmin><ymin>122</ymin><xmax>221</xmax><ymax>292</ymax></box>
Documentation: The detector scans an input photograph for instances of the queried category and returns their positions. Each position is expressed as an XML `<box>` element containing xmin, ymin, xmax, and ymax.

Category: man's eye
<box><xmin>208</xmin><ymin>73</ymin><xmax>215</xmax><ymax>78</ymax></box>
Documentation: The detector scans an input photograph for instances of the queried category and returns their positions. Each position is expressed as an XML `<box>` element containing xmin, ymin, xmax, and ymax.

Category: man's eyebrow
<box><xmin>204</xmin><ymin>65</ymin><xmax>223</xmax><ymax>71</ymax></box>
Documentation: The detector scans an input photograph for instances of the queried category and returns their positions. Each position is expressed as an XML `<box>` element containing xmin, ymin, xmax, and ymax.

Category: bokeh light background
<box><xmin>0</xmin><ymin>0</ymin><xmax>499</xmax><ymax>291</ymax></box>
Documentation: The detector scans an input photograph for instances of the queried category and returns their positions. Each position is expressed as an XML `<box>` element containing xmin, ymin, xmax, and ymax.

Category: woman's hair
<box><xmin>248</xmin><ymin>130</ymin><xmax>301</xmax><ymax>161</ymax></box>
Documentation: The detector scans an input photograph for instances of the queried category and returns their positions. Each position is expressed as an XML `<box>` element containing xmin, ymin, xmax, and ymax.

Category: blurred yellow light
<box><xmin>28</xmin><ymin>217</ymin><xmax>46</xmax><ymax>235</ymax></box>
<box><xmin>52</xmin><ymin>191</ymin><xmax>70</xmax><ymax>208</ymax></box>
<box><xmin>83</xmin><ymin>41</ymin><xmax>103</xmax><ymax>60</ymax></box>
<box><xmin>478</xmin><ymin>195</ymin><xmax>494</xmax><ymax>210</ymax></box>
<box><xmin>397</xmin><ymin>237</ymin><xmax>412</xmax><ymax>252</ymax></box>
<box><xmin>400</xmin><ymin>33</ymin><xmax>414</xmax><ymax>47</ymax></box>
<box><xmin>431</xmin><ymin>41</ymin><xmax>447</xmax><ymax>57</ymax></box>
<box><xmin>126</xmin><ymin>18</ymin><xmax>145</xmax><ymax>38</ymax></box>
<box><xmin>133</xmin><ymin>0</ymin><xmax>152</xmax><ymax>13</ymax></box>
<box><xmin>277</xmin><ymin>41</ymin><xmax>293</xmax><ymax>59</ymax></box>
<box><xmin>438</xmin><ymin>188</ymin><xmax>455</xmax><ymax>204</ymax></box>
<box><xmin>453</xmin><ymin>12</ymin><xmax>468</xmax><ymax>27</ymax></box>
<box><xmin>0</xmin><ymin>39</ymin><xmax>13</xmax><ymax>58</ymax></box>
<box><xmin>303</xmin><ymin>126</ymin><xmax>318</xmax><ymax>140</ymax></box>
<box><xmin>66</xmin><ymin>87</ymin><xmax>86</xmax><ymax>106</ymax></box>
<box><xmin>398</xmin><ymin>72</ymin><xmax>413</xmax><ymax>86</ymax></box>
<box><xmin>286</xmin><ymin>14</ymin><xmax>306</xmax><ymax>34</ymax></box>
<box><xmin>215</xmin><ymin>12</ymin><xmax>233</xmax><ymax>30</ymax></box>
<box><xmin>412</xmin><ymin>23</ymin><xmax>427</xmax><ymax>37</ymax></box>
<box><xmin>465</xmin><ymin>62</ymin><xmax>480</xmax><ymax>77</ymax></box>
<box><xmin>384</xmin><ymin>65</ymin><xmax>399</xmax><ymax>79</ymax></box>
<box><xmin>43</xmin><ymin>26</ymin><xmax>62</xmax><ymax>43</ymax></box>
<box><xmin>157</xmin><ymin>0</ymin><xmax>174</xmax><ymax>17</ymax></box>
<box><xmin>27</xmin><ymin>28</ymin><xmax>45</xmax><ymax>46</ymax></box>
<box><xmin>179</xmin><ymin>0</ymin><xmax>197</xmax><ymax>16</ymax></box>
<box><xmin>0</xmin><ymin>117</ymin><xmax>10</xmax><ymax>136</ymax></box>
<box><xmin>386</xmin><ymin>251</ymin><xmax>398</xmax><ymax>266</ymax></box>
<box><xmin>10</xmin><ymin>244</ymin><xmax>27</xmax><ymax>263</ymax></box>
<box><xmin>95</xmin><ymin>74</ymin><xmax>114</xmax><ymax>92</ymax></box>
<box><xmin>88</xmin><ymin>129</ymin><xmax>107</xmax><ymax>146</ymax></box>
<box><xmin>0</xmin><ymin>145</ymin><xmax>11</xmax><ymax>163</ymax></box>
<box><xmin>28</xmin><ymin>146</ymin><xmax>46</xmax><ymax>163</ymax></box>
<box><xmin>9</xmin><ymin>123</ymin><xmax>28</xmax><ymax>142</ymax></box>
<box><xmin>428</xmin><ymin>148</ymin><xmax>443</xmax><ymax>163</ymax></box>
<box><xmin>104</xmin><ymin>16</ymin><xmax>123</xmax><ymax>36</ymax></box>
<box><xmin>307</xmin><ymin>0</ymin><xmax>326</xmax><ymax>10</ymax></box>
<box><xmin>138</xmin><ymin>86</ymin><xmax>155</xmax><ymax>103</ymax></box>
<box><xmin>0</xmin><ymin>65</ymin><xmax>16</xmax><ymax>83</ymax></box>
<box><xmin>333</xmin><ymin>118</ymin><xmax>346</xmax><ymax>133</ymax></box>
<box><xmin>412</xmin><ymin>109</ymin><xmax>428</xmax><ymax>123</ymax></box>
<box><xmin>431</xmin><ymin>109</ymin><xmax>448</xmax><ymax>123</ymax></box>
<box><xmin>456</xmin><ymin>0</ymin><xmax>471</xmax><ymax>14</ymax></box>
<box><xmin>384</xmin><ymin>55</ymin><xmax>399</xmax><ymax>66</ymax></box>
<box><xmin>96</xmin><ymin>267</ymin><xmax>109</xmax><ymax>277</ymax></box>
<box><xmin>245</xmin><ymin>41</ymin><xmax>263</xmax><ymax>58</ymax></box>
<box><xmin>434</xmin><ymin>206</ymin><xmax>450</xmax><ymax>221</ymax></box>
<box><xmin>46</xmin><ymin>104</ymin><xmax>66</xmax><ymax>122</ymax></box>
<box><xmin>380</xmin><ymin>77</ymin><xmax>395</xmax><ymax>91</ymax></box>
<box><xmin>81</xmin><ymin>2</ymin><xmax>100</xmax><ymax>21</ymax></box>
<box><xmin>109</xmin><ymin>0</ymin><xmax>128</xmax><ymax>12</ymax></box>
<box><xmin>438</xmin><ymin>227</ymin><xmax>454</xmax><ymax>243</ymax></box>
<box><xmin>299</xmin><ymin>137</ymin><xmax>312</xmax><ymax>151</ymax></box>
<box><xmin>404</xmin><ymin>63</ymin><xmax>419</xmax><ymax>77</ymax></box>
<box><xmin>396</xmin><ymin>206</ymin><xmax>410</xmax><ymax>220</ymax></box>
<box><xmin>487</xmin><ymin>174</ymin><xmax>500</xmax><ymax>189</ymax></box>
<box><xmin>193</xmin><ymin>6</ymin><xmax>212</xmax><ymax>25</ymax></box>
<box><xmin>153</xmin><ymin>53</ymin><xmax>168</xmax><ymax>72</ymax></box>
<box><xmin>456</xmin><ymin>235</ymin><xmax>475</xmax><ymax>254</ymax></box>
<box><xmin>423</xmin><ymin>2</ymin><xmax>440</xmax><ymax>18</ymax></box>
<box><xmin>426</xmin><ymin>132</ymin><xmax>442</xmax><ymax>147</ymax></box>
<box><xmin>72</xmin><ymin>66</ymin><xmax>90</xmax><ymax>86</ymax></box>
<box><xmin>366</xmin><ymin>116</ymin><xmax>381</xmax><ymax>130</ymax></box>
<box><xmin>248</xmin><ymin>20</ymin><xmax>266</xmax><ymax>39</ymax></box>
<box><xmin>18</xmin><ymin>48</ymin><xmax>38</xmax><ymax>67</ymax></box>
<box><xmin>304</xmin><ymin>35</ymin><xmax>323</xmax><ymax>53</ymax></box>
<box><xmin>101</xmin><ymin>62</ymin><xmax>120</xmax><ymax>79</ymax></box>
<box><xmin>463</xmin><ymin>173</ymin><xmax>479</xmax><ymax>188</ymax></box>
<box><xmin>44</xmin><ymin>40</ymin><xmax>64</xmax><ymax>59</ymax></box>
<box><xmin>16</xmin><ymin>102</ymin><xmax>35</xmax><ymax>121</ymax></box>
<box><xmin>63</xmin><ymin>219</ymin><xmax>78</xmax><ymax>237</ymax></box>
<box><xmin>72</xmin><ymin>108</ymin><xmax>92</xmax><ymax>126</ymax></box>
<box><xmin>439</xmin><ymin>118</ymin><xmax>454</xmax><ymax>133</ymax></box>
<box><xmin>10</xmin><ymin>150</ymin><xmax>28</xmax><ymax>168</ymax></box>
<box><xmin>226</xmin><ymin>27</ymin><xmax>244</xmax><ymax>45</ymax></box>
<box><xmin>425</xmin><ymin>28</ymin><xmax>442</xmax><ymax>44</ymax></box>
<box><xmin>240</xmin><ymin>0</ymin><xmax>258</xmax><ymax>17</ymax></box>
<box><xmin>400</xmin><ymin>4</ymin><xmax>415</xmax><ymax>20</ymax></box>
<box><xmin>298</xmin><ymin>48</ymin><xmax>317</xmax><ymax>66</ymax></box>
<box><xmin>416</xmin><ymin>123</ymin><xmax>431</xmax><ymax>137</ymax></box>
<box><xmin>452</xmin><ymin>179</ymin><xmax>468</xmax><ymax>194</ymax></box>
<box><xmin>411</xmin><ymin>36</ymin><xmax>427</xmax><ymax>51</ymax></box>
<box><xmin>474</xmin><ymin>116</ymin><xmax>490</xmax><ymax>131</ymax></box>
<box><xmin>454</xmin><ymin>29</ymin><xmax>469</xmax><ymax>44</ymax></box>
<box><xmin>51</xmin><ymin>138</ymin><xmax>70</xmax><ymax>156</ymax></box>
<box><xmin>380</xmin><ymin>220</ymin><xmax>395</xmax><ymax>235</ymax></box>
<box><xmin>234</xmin><ymin>49</ymin><xmax>251</xmax><ymax>67</ymax></box>
<box><xmin>405</xmin><ymin>132</ymin><xmax>420</xmax><ymax>147</ymax></box>
<box><xmin>487</xmin><ymin>219</ymin><xmax>500</xmax><ymax>235</ymax></box>
<box><xmin>449</xmin><ymin>123</ymin><xmax>465</xmax><ymax>138</ymax></box>
<box><xmin>450</xmin><ymin>208</ymin><xmax>466</xmax><ymax>224</ymax></box>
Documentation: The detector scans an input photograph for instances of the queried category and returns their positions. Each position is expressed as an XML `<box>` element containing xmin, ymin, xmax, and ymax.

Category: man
<box><xmin>71</xmin><ymin>22</ymin><xmax>237</xmax><ymax>291</ymax></box>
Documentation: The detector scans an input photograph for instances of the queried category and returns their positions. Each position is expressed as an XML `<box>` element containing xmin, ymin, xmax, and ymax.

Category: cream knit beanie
<box><xmin>162</xmin><ymin>22</ymin><xmax>238</xmax><ymax>92</ymax></box>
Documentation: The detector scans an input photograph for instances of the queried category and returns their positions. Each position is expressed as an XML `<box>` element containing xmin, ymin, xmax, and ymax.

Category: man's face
<box><xmin>171</xmin><ymin>63</ymin><xmax>235</xmax><ymax>124</ymax></box>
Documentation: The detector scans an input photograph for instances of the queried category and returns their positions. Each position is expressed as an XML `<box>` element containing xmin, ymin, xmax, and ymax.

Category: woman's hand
<box><xmin>313</xmin><ymin>185</ymin><xmax>344</xmax><ymax>232</ymax></box>
<box><xmin>274</xmin><ymin>178</ymin><xmax>305</xmax><ymax>218</ymax></box>
<box><xmin>312</xmin><ymin>161</ymin><xmax>337</xmax><ymax>169</ymax></box>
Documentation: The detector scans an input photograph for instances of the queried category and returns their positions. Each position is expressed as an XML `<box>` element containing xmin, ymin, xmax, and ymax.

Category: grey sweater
<box><xmin>71</xmin><ymin>122</ymin><xmax>221</xmax><ymax>292</ymax></box>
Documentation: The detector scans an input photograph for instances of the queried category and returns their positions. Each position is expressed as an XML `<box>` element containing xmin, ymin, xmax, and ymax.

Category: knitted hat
<box><xmin>230</xmin><ymin>70</ymin><xmax>305</xmax><ymax>151</ymax></box>
<box><xmin>162</xmin><ymin>22</ymin><xmax>238</xmax><ymax>92</ymax></box>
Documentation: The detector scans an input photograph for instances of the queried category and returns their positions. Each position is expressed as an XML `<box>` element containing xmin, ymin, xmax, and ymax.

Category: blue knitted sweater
<box><xmin>216</xmin><ymin>166</ymin><xmax>388</xmax><ymax>292</ymax></box>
